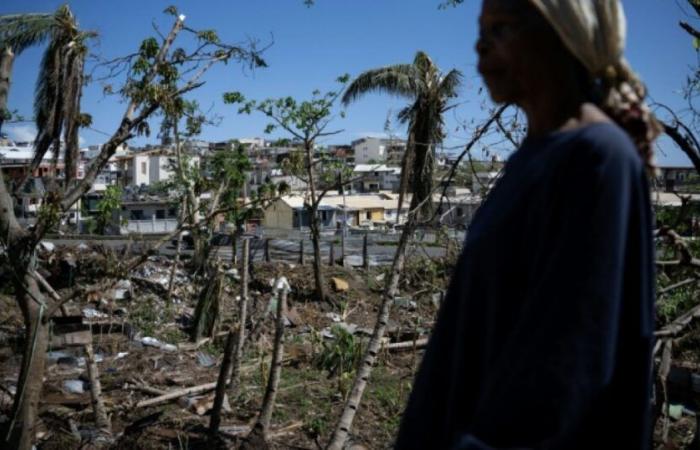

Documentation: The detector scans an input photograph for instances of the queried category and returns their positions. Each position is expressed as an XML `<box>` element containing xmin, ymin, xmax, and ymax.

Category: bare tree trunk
<box><xmin>326</xmin><ymin>216</ymin><xmax>416</xmax><ymax>450</ymax></box>
<box><xmin>256</xmin><ymin>280</ymin><xmax>289</xmax><ymax>437</ymax></box>
<box><xmin>191</xmin><ymin>264</ymin><xmax>224</xmax><ymax>341</ymax></box>
<box><xmin>309</xmin><ymin>212</ymin><xmax>328</xmax><ymax>303</ymax></box>
<box><xmin>5</xmin><ymin>277</ymin><xmax>50</xmax><ymax>450</ymax></box>
<box><xmin>362</xmin><ymin>233</ymin><xmax>369</xmax><ymax>271</ymax></box>
<box><xmin>0</xmin><ymin>46</ymin><xmax>15</xmax><ymax>134</ymax></box>
<box><xmin>208</xmin><ymin>330</ymin><xmax>236</xmax><ymax>441</ymax></box>
<box><xmin>85</xmin><ymin>343</ymin><xmax>111</xmax><ymax>434</ymax></box>
<box><xmin>231</xmin><ymin>230</ymin><xmax>238</xmax><ymax>265</ymax></box>
<box><xmin>166</xmin><ymin>229</ymin><xmax>183</xmax><ymax>304</ymax></box>
<box><xmin>329</xmin><ymin>241</ymin><xmax>335</xmax><ymax>266</ymax></box>
<box><xmin>299</xmin><ymin>239</ymin><xmax>305</xmax><ymax>265</ymax></box>
<box><xmin>229</xmin><ymin>238</ymin><xmax>250</xmax><ymax>395</ymax></box>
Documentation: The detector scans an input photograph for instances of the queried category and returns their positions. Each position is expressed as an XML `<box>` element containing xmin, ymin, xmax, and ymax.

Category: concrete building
<box><xmin>657</xmin><ymin>166</ymin><xmax>700</xmax><ymax>192</ymax></box>
<box><xmin>351</xmin><ymin>137</ymin><xmax>407</xmax><ymax>165</ymax></box>
<box><xmin>118</xmin><ymin>198</ymin><xmax>179</xmax><ymax>234</ymax></box>
<box><xmin>352</xmin><ymin>164</ymin><xmax>401</xmax><ymax>192</ymax></box>
<box><xmin>116</xmin><ymin>148</ymin><xmax>199</xmax><ymax>188</ymax></box>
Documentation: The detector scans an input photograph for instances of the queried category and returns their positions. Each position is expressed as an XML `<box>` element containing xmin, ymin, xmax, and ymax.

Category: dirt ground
<box><xmin>0</xmin><ymin>243</ymin><xmax>449</xmax><ymax>449</ymax></box>
<box><xmin>1</xmin><ymin>241</ymin><xmax>698</xmax><ymax>449</ymax></box>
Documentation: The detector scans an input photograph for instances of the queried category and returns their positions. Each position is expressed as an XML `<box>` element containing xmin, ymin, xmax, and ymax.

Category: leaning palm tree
<box><xmin>1</xmin><ymin>6</ymin><xmax>91</xmax><ymax>187</ymax></box>
<box><xmin>0</xmin><ymin>12</ymin><xmax>55</xmax><ymax>133</ymax></box>
<box><xmin>326</xmin><ymin>51</ymin><xmax>461</xmax><ymax>450</ymax></box>
<box><xmin>0</xmin><ymin>7</ymin><xmax>92</xmax><ymax>450</ymax></box>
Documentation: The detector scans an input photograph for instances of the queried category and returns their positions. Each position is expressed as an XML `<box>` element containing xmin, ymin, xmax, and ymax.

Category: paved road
<box><xmin>45</xmin><ymin>234</ymin><xmax>453</xmax><ymax>266</ymax></box>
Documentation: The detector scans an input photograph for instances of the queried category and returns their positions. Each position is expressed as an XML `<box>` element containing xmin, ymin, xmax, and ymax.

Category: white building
<box><xmin>149</xmin><ymin>153</ymin><xmax>175</xmax><ymax>185</ymax></box>
<box><xmin>351</xmin><ymin>137</ymin><xmax>388</xmax><ymax>164</ymax></box>
<box><xmin>352</xmin><ymin>164</ymin><xmax>401</xmax><ymax>192</ymax></box>
<box><xmin>116</xmin><ymin>148</ymin><xmax>199</xmax><ymax>188</ymax></box>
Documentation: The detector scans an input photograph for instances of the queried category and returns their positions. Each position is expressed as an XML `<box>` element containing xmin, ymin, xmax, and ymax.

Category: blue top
<box><xmin>395</xmin><ymin>122</ymin><xmax>655</xmax><ymax>450</ymax></box>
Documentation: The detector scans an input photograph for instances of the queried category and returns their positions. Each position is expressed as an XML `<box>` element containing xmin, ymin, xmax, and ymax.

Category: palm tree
<box><xmin>1</xmin><ymin>6</ymin><xmax>90</xmax><ymax>186</ymax></box>
<box><xmin>342</xmin><ymin>50</ymin><xmax>461</xmax><ymax>219</ymax></box>
<box><xmin>0</xmin><ymin>12</ymin><xmax>54</xmax><ymax>133</ymax></box>
<box><xmin>0</xmin><ymin>7</ymin><xmax>91</xmax><ymax>450</ymax></box>
<box><xmin>326</xmin><ymin>52</ymin><xmax>461</xmax><ymax>450</ymax></box>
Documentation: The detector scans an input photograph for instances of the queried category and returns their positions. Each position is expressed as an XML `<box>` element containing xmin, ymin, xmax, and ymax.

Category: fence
<box><xmin>120</xmin><ymin>218</ymin><xmax>179</xmax><ymax>234</ymax></box>
<box><xmin>214</xmin><ymin>229</ymin><xmax>461</xmax><ymax>267</ymax></box>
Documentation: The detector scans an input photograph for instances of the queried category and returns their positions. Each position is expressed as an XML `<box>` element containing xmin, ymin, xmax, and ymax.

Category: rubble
<box><xmin>63</xmin><ymin>379</ymin><xmax>86</xmax><ymax>394</ymax></box>
<box><xmin>140</xmin><ymin>336</ymin><xmax>177</xmax><ymax>352</ymax></box>
<box><xmin>331</xmin><ymin>277</ymin><xmax>349</xmax><ymax>292</ymax></box>
<box><xmin>0</xmin><ymin>245</ymin><xmax>448</xmax><ymax>449</ymax></box>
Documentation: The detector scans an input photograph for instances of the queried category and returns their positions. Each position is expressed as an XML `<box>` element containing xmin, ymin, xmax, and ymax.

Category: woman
<box><xmin>395</xmin><ymin>1</ymin><xmax>659</xmax><ymax>449</ymax></box>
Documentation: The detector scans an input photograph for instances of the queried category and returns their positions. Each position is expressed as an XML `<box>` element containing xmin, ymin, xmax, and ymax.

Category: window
<box><xmin>457</xmin><ymin>207</ymin><xmax>464</xmax><ymax>217</ymax></box>
<box><xmin>366</xmin><ymin>211</ymin><xmax>371</xmax><ymax>220</ymax></box>
<box><xmin>156</xmin><ymin>209</ymin><xmax>165</xmax><ymax>219</ymax></box>
<box><xmin>141</xmin><ymin>162</ymin><xmax>147</xmax><ymax>175</ymax></box>
<box><xmin>130</xmin><ymin>210</ymin><xmax>143</xmax><ymax>220</ymax></box>
<box><xmin>168</xmin><ymin>208</ymin><xmax>177</xmax><ymax>217</ymax></box>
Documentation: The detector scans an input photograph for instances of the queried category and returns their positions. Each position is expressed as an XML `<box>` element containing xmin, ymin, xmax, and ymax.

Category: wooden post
<box><xmin>85</xmin><ymin>343</ymin><xmax>111</xmax><ymax>434</ymax></box>
<box><xmin>264</xmin><ymin>238</ymin><xmax>271</xmax><ymax>262</ymax></box>
<box><xmin>231</xmin><ymin>231</ymin><xmax>238</xmax><ymax>265</ymax></box>
<box><xmin>208</xmin><ymin>330</ymin><xmax>236</xmax><ymax>440</ymax></box>
<box><xmin>340</xmin><ymin>232</ymin><xmax>346</xmax><ymax>267</ymax></box>
<box><xmin>362</xmin><ymin>233</ymin><xmax>369</xmax><ymax>270</ymax></box>
<box><xmin>329</xmin><ymin>241</ymin><xmax>335</xmax><ymax>266</ymax></box>
<box><xmin>299</xmin><ymin>239</ymin><xmax>305</xmax><ymax>265</ymax></box>
<box><xmin>230</xmin><ymin>238</ymin><xmax>250</xmax><ymax>394</ymax></box>
<box><xmin>257</xmin><ymin>279</ymin><xmax>289</xmax><ymax>436</ymax></box>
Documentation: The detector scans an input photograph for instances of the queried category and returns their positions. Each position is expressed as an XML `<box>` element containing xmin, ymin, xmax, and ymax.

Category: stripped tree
<box><xmin>0</xmin><ymin>6</ymin><xmax>266</xmax><ymax>448</ymax></box>
<box><xmin>326</xmin><ymin>51</ymin><xmax>462</xmax><ymax>449</ymax></box>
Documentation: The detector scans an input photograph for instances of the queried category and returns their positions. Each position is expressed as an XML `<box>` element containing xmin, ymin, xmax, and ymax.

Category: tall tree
<box><xmin>224</xmin><ymin>77</ymin><xmax>352</xmax><ymax>305</ymax></box>
<box><xmin>0</xmin><ymin>6</ymin><xmax>266</xmax><ymax>448</ymax></box>
<box><xmin>326</xmin><ymin>51</ymin><xmax>461</xmax><ymax>450</ymax></box>
<box><xmin>0</xmin><ymin>12</ymin><xmax>54</xmax><ymax>134</ymax></box>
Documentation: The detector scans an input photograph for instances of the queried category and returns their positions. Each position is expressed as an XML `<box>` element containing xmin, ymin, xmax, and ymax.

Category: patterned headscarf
<box><xmin>528</xmin><ymin>0</ymin><xmax>660</xmax><ymax>165</ymax></box>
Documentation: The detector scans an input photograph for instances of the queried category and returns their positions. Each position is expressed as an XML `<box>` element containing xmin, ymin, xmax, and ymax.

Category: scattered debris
<box><xmin>63</xmin><ymin>379</ymin><xmax>86</xmax><ymax>394</ymax></box>
<box><xmin>196</xmin><ymin>351</ymin><xmax>216</xmax><ymax>368</ymax></box>
<box><xmin>331</xmin><ymin>277</ymin><xmax>350</xmax><ymax>292</ymax></box>
<box><xmin>140</xmin><ymin>336</ymin><xmax>177</xmax><ymax>352</ymax></box>
<box><xmin>39</xmin><ymin>241</ymin><xmax>56</xmax><ymax>252</ymax></box>
<box><xmin>393</xmin><ymin>297</ymin><xmax>417</xmax><ymax>310</ymax></box>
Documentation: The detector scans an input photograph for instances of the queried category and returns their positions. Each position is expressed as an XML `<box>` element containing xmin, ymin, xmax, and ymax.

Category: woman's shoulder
<box><xmin>564</xmin><ymin>121</ymin><xmax>643</xmax><ymax>175</ymax></box>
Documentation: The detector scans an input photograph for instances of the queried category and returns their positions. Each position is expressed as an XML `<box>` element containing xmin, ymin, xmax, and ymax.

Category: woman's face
<box><xmin>476</xmin><ymin>0</ymin><xmax>563</xmax><ymax>104</ymax></box>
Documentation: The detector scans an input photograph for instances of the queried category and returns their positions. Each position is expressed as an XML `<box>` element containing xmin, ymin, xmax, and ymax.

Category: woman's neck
<box><xmin>521</xmin><ymin>89</ymin><xmax>588</xmax><ymax>138</ymax></box>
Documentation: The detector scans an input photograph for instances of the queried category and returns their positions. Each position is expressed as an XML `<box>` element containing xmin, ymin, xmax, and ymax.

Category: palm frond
<box><xmin>0</xmin><ymin>13</ymin><xmax>54</xmax><ymax>54</ymax></box>
<box><xmin>438</xmin><ymin>69</ymin><xmax>462</xmax><ymax>100</ymax></box>
<box><xmin>62</xmin><ymin>42</ymin><xmax>86</xmax><ymax>183</ymax></box>
<box><xmin>341</xmin><ymin>64</ymin><xmax>421</xmax><ymax>106</ymax></box>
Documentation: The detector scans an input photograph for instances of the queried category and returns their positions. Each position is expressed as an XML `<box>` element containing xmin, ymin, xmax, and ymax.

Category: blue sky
<box><xmin>2</xmin><ymin>0</ymin><xmax>698</xmax><ymax>165</ymax></box>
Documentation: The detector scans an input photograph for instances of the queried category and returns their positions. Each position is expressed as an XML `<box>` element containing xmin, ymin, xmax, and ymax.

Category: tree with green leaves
<box><xmin>92</xmin><ymin>184</ymin><xmax>122</xmax><ymax>234</ymax></box>
<box><xmin>224</xmin><ymin>76</ymin><xmax>353</xmax><ymax>305</ymax></box>
<box><xmin>0</xmin><ymin>6</ymin><xmax>266</xmax><ymax>448</ymax></box>
<box><xmin>326</xmin><ymin>51</ymin><xmax>461</xmax><ymax>450</ymax></box>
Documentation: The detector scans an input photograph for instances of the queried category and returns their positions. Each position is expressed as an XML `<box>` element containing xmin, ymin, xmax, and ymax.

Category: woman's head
<box><xmin>476</xmin><ymin>0</ymin><xmax>578</xmax><ymax>105</ymax></box>
<box><xmin>477</xmin><ymin>0</ymin><xmax>660</xmax><ymax>167</ymax></box>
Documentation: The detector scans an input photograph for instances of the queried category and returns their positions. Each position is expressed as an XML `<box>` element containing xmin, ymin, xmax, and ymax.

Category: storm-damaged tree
<box><xmin>224</xmin><ymin>77</ymin><xmax>354</xmax><ymax>305</ymax></box>
<box><xmin>326</xmin><ymin>51</ymin><xmax>462</xmax><ymax>449</ymax></box>
<box><xmin>0</xmin><ymin>11</ymin><xmax>57</xmax><ymax>135</ymax></box>
<box><xmin>0</xmin><ymin>6</ymin><xmax>267</xmax><ymax>448</ymax></box>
